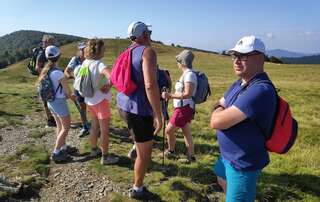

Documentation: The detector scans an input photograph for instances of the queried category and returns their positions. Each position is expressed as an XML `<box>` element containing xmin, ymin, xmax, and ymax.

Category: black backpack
<box><xmin>27</xmin><ymin>47</ymin><xmax>43</xmax><ymax>75</ymax></box>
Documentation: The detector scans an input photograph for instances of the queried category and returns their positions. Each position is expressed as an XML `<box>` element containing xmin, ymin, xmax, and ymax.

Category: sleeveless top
<box><xmin>116</xmin><ymin>45</ymin><xmax>153</xmax><ymax>116</ymax></box>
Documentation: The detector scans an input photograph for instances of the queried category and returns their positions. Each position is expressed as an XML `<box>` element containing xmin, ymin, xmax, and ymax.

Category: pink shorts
<box><xmin>88</xmin><ymin>99</ymin><xmax>111</xmax><ymax>120</ymax></box>
<box><xmin>169</xmin><ymin>105</ymin><xmax>195</xmax><ymax>128</ymax></box>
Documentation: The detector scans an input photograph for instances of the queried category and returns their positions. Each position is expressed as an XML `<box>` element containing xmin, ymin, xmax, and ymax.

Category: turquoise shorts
<box><xmin>213</xmin><ymin>157</ymin><xmax>261</xmax><ymax>202</ymax></box>
<box><xmin>47</xmin><ymin>98</ymin><xmax>70</xmax><ymax>117</ymax></box>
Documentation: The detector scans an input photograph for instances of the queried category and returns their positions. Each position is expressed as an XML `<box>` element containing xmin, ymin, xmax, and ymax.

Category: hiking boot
<box><xmin>47</xmin><ymin>118</ymin><xmax>56</xmax><ymax>127</ymax></box>
<box><xmin>127</xmin><ymin>147</ymin><xmax>137</xmax><ymax>160</ymax></box>
<box><xmin>179</xmin><ymin>155</ymin><xmax>196</xmax><ymax>164</ymax></box>
<box><xmin>89</xmin><ymin>147</ymin><xmax>102</xmax><ymax>158</ymax></box>
<box><xmin>164</xmin><ymin>149</ymin><xmax>176</xmax><ymax>159</ymax></box>
<box><xmin>129</xmin><ymin>186</ymin><xmax>157</xmax><ymax>200</ymax></box>
<box><xmin>62</xmin><ymin>145</ymin><xmax>78</xmax><ymax>155</ymax></box>
<box><xmin>51</xmin><ymin>150</ymin><xmax>72</xmax><ymax>163</ymax></box>
<box><xmin>100</xmin><ymin>154</ymin><xmax>119</xmax><ymax>165</ymax></box>
<box><xmin>78</xmin><ymin>127</ymin><xmax>90</xmax><ymax>138</ymax></box>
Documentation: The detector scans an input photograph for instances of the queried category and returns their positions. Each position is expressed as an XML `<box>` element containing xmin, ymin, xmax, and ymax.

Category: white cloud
<box><xmin>298</xmin><ymin>31</ymin><xmax>320</xmax><ymax>36</ymax></box>
<box><xmin>266</xmin><ymin>33</ymin><xmax>275</xmax><ymax>39</ymax></box>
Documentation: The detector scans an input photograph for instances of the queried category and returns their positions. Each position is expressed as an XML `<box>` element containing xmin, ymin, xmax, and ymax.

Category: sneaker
<box><xmin>89</xmin><ymin>147</ymin><xmax>102</xmax><ymax>158</ymax></box>
<box><xmin>47</xmin><ymin>118</ymin><xmax>56</xmax><ymax>127</ymax></box>
<box><xmin>62</xmin><ymin>145</ymin><xmax>78</xmax><ymax>154</ymax></box>
<box><xmin>129</xmin><ymin>186</ymin><xmax>157</xmax><ymax>200</ymax></box>
<box><xmin>179</xmin><ymin>155</ymin><xmax>196</xmax><ymax>164</ymax></box>
<box><xmin>51</xmin><ymin>150</ymin><xmax>72</xmax><ymax>163</ymax></box>
<box><xmin>78</xmin><ymin>127</ymin><xmax>90</xmax><ymax>138</ymax></box>
<box><xmin>127</xmin><ymin>147</ymin><xmax>137</xmax><ymax>160</ymax></box>
<box><xmin>100</xmin><ymin>155</ymin><xmax>119</xmax><ymax>165</ymax></box>
<box><xmin>164</xmin><ymin>149</ymin><xmax>176</xmax><ymax>159</ymax></box>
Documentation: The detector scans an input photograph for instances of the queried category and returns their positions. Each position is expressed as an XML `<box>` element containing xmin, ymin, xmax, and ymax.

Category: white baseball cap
<box><xmin>228</xmin><ymin>35</ymin><xmax>266</xmax><ymax>55</ymax></box>
<box><xmin>78</xmin><ymin>42</ymin><xmax>86</xmax><ymax>50</ymax></box>
<box><xmin>128</xmin><ymin>21</ymin><xmax>152</xmax><ymax>39</ymax></box>
<box><xmin>45</xmin><ymin>45</ymin><xmax>60</xmax><ymax>59</ymax></box>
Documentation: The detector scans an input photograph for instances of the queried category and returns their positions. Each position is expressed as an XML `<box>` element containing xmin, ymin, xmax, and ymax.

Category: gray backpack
<box><xmin>190</xmin><ymin>70</ymin><xmax>211</xmax><ymax>104</ymax></box>
<box><xmin>74</xmin><ymin>61</ymin><xmax>99</xmax><ymax>98</ymax></box>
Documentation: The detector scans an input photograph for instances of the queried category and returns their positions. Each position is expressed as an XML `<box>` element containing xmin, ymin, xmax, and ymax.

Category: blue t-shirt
<box><xmin>216</xmin><ymin>72</ymin><xmax>277</xmax><ymax>171</ymax></box>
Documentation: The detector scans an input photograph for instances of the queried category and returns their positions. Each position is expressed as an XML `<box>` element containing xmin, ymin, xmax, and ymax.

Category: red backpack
<box><xmin>255</xmin><ymin>81</ymin><xmax>298</xmax><ymax>154</ymax></box>
<box><xmin>110</xmin><ymin>46</ymin><xmax>138</xmax><ymax>95</ymax></box>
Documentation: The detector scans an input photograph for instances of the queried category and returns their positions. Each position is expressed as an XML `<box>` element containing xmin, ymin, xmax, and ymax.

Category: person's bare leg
<box><xmin>181</xmin><ymin>123</ymin><xmax>194</xmax><ymax>157</ymax></box>
<box><xmin>43</xmin><ymin>101</ymin><xmax>54</xmax><ymax>120</ymax></box>
<box><xmin>90</xmin><ymin>117</ymin><xmax>99</xmax><ymax>149</ymax></box>
<box><xmin>134</xmin><ymin>140</ymin><xmax>153</xmax><ymax>187</ymax></box>
<box><xmin>165</xmin><ymin>122</ymin><xmax>179</xmax><ymax>151</ymax></box>
<box><xmin>217</xmin><ymin>176</ymin><xmax>227</xmax><ymax>193</ymax></box>
<box><xmin>54</xmin><ymin>115</ymin><xmax>71</xmax><ymax>150</ymax></box>
<box><xmin>99</xmin><ymin>118</ymin><xmax>110</xmax><ymax>155</ymax></box>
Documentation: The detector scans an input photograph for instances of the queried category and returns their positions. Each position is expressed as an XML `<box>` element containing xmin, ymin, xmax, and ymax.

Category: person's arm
<box><xmin>142</xmin><ymin>47</ymin><xmax>162</xmax><ymax>135</ymax></box>
<box><xmin>163</xmin><ymin>82</ymin><xmax>194</xmax><ymax>100</ymax></box>
<box><xmin>59</xmin><ymin>77</ymin><xmax>76</xmax><ymax>101</ymax></box>
<box><xmin>100</xmin><ymin>67</ymin><xmax>112</xmax><ymax>93</ymax></box>
<box><xmin>64</xmin><ymin>67</ymin><xmax>74</xmax><ymax>79</ymax></box>
<box><xmin>210</xmin><ymin>105</ymin><xmax>247</xmax><ymax>130</ymax></box>
<box><xmin>35</xmin><ymin>54</ymin><xmax>44</xmax><ymax>74</ymax></box>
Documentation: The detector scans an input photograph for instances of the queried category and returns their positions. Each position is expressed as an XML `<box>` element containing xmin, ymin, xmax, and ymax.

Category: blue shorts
<box><xmin>213</xmin><ymin>157</ymin><xmax>261</xmax><ymax>202</ymax></box>
<box><xmin>47</xmin><ymin>98</ymin><xmax>70</xmax><ymax>117</ymax></box>
<box><xmin>74</xmin><ymin>90</ymin><xmax>85</xmax><ymax>103</ymax></box>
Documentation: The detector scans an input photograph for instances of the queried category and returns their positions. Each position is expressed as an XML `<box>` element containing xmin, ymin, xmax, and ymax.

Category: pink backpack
<box><xmin>110</xmin><ymin>46</ymin><xmax>138</xmax><ymax>95</ymax></box>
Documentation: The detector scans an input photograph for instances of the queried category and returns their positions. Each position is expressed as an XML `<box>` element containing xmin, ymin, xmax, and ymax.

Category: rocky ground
<box><xmin>0</xmin><ymin>115</ymin><xmax>130</xmax><ymax>202</ymax></box>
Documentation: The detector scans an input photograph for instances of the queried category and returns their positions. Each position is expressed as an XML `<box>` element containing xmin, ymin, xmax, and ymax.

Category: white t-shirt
<box><xmin>49</xmin><ymin>68</ymin><xmax>65</xmax><ymax>99</ymax></box>
<box><xmin>82</xmin><ymin>59</ymin><xmax>111</xmax><ymax>105</ymax></box>
<box><xmin>173</xmin><ymin>69</ymin><xmax>197</xmax><ymax>109</ymax></box>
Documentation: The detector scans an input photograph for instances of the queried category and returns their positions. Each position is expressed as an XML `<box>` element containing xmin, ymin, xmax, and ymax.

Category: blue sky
<box><xmin>1</xmin><ymin>0</ymin><xmax>320</xmax><ymax>53</ymax></box>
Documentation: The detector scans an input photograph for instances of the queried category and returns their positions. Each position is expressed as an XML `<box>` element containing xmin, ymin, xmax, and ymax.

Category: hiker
<box><xmin>161</xmin><ymin>50</ymin><xmax>198</xmax><ymax>164</ymax></box>
<box><xmin>125</xmin><ymin>65</ymin><xmax>172</xmax><ymax>160</ymax></box>
<box><xmin>37</xmin><ymin>45</ymin><xmax>76</xmax><ymax>163</ymax></box>
<box><xmin>210</xmin><ymin>36</ymin><xmax>277</xmax><ymax>201</ymax></box>
<box><xmin>64</xmin><ymin>42</ymin><xmax>90</xmax><ymax>138</ymax></box>
<box><xmin>82</xmin><ymin>38</ymin><xmax>119</xmax><ymax>165</ymax></box>
<box><xmin>116</xmin><ymin>21</ymin><xmax>162</xmax><ymax>200</ymax></box>
<box><xmin>36</xmin><ymin>34</ymin><xmax>56</xmax><ymax>127</ymax></box>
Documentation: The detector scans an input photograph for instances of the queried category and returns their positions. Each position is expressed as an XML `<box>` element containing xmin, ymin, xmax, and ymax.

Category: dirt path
<box><xmin>0</xmin><ymin>115</ymin><xmax>128</xmax><ymax>202</ymax></box>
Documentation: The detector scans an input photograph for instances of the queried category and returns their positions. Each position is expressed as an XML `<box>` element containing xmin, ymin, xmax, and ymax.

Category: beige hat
<box><xmin>176</xmin><ymin>50</ymin><xmax>194</xmax><ymax>68</ymax></box>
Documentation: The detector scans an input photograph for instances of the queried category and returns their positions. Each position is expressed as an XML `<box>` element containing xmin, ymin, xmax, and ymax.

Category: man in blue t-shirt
<box><xmin>210</xmin><ymin>36</ymin><xmax>277</xmax><ymax>202</ymax></box>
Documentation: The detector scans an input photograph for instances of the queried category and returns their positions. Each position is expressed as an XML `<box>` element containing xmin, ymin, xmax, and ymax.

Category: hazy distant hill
<box><xmin>0</xmin><ymin>30</ymin><xmax>84</xmax><ymax>68</ymax></box>
<box><xmin>281</xmin><ymin>54</ymin><xmax>320</xmax><ymax>64</ymax></box>
<box><xmin>266</xmin><ymin>49</ymin><xmax>308</xmax><ymax>58</ymax></box>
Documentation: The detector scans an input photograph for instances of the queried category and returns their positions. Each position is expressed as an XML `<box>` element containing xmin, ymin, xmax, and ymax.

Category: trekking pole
<box><xmin>161</xmin><ymin>87</ymin><xmax>169</xmax><ymax>166</ymax></box>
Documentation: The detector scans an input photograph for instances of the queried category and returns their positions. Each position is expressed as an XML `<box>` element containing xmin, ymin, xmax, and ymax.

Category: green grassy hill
<box><xmin>0</xmin><ymin>39</ymin><xmax>320</xmax><ymax>201</ymax></box>
<box><xmin>0</xmin><ymin>30</ymin><xmax>84</xmax><ymax>68</ymax></box>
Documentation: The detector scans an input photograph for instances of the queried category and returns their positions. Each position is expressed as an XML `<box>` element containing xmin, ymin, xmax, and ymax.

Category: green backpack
<box><xmin>27</xmin><ymin>47</ymin><xmax>43</xmax><ymax>75</ymax></box>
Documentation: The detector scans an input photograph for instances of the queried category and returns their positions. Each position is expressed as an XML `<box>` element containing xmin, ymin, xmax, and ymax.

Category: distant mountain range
<box><xmin>266</xmin><ymin>49</ymin><xmax>320</xmax><ymax>64</ymax></box>
<box><xmin>0</xmin><ymin>30</ymin><xmax>84</xmax><ymax>68</ymax></box>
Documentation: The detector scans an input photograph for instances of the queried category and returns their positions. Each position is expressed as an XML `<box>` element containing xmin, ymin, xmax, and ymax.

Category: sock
<box><xmin>133</xmin><ymin>185</ymin><xmax>143</xmax><ymax>192</ymax></box>
<box><xmin>61</xmin><ymin>144</ymin><xmax>67</xmax><ymax>150</ymax></box>
<box><xmin>132</xmin><ymin>144</ymin><xmax>136</xmax><ymax>149</ymax></box>
<box><xmin>53</xmin><ymin>149</ymin><xmax>60</xmax><ymax>155</ymax></box>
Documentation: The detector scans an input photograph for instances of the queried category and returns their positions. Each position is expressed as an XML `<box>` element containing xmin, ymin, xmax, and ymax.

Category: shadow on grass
<box><xmin>0</xmin><ymin>110</ymin><xmax>24</xmax><ymax>117</ymax></box>
<box><xmin>171</xmin><ymin>181</ymin><xmax>210</xmax><ymax>202</ymax></box>
<box><xmin>258</xmin><ymin>172</ymin><xmax>320</xmax><ymax>201</ymax></box>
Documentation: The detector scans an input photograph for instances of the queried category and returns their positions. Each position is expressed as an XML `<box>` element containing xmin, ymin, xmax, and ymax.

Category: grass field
<box><xmin>0</xmin><ymin>39</ymin><xmax>319</xmax><ymax>201</ymax></box>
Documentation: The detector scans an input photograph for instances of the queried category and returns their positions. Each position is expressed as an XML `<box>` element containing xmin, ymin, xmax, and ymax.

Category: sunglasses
<box><xmin>231</xmin><ymin>52</ymin><xmax>261</xmax><ymax>61</ymax></box>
